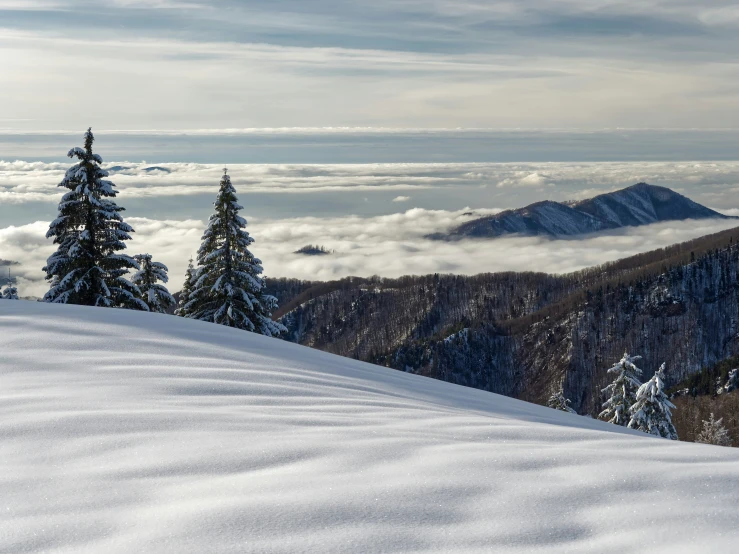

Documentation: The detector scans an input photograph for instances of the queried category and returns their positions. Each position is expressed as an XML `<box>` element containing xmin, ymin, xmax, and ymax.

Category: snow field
<box><xmin>1</xmin><ymin>302</ymin><xmax>739</xmax><ymax>553</ymax></box>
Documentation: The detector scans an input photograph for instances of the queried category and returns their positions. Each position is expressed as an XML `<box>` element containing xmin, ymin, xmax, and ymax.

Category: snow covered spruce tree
<box><xmin>628</xmin><ymin>363</ymin><xmax>678</xmax><ymax>440</ymax></box>
<box><xmin>175</xmin><ymin>257</ymin><xmax>197</xmax><ymax>317</ymax></box>
<box><xmin>131</xmin><ymin>254</ymin><xmax>175</xmax><ymax>313</ymax></box>
<box><xmin>695</xmin><ymin>413</ymin><xmax>732</xmax><ymax>447</ymax></box>
<box><xmin>547</xmin><ymin>389</ymin><xmax>576</xmax><ymax>414</ymax></box>
<box><xmin>43</xmin><ymin>128</ymin><xmax>147</xmax><ymax>310</ymax></box>
<box><xmin>1</xmin><ymin>282</ymin><xmax>19</xmax><ymax>300</ymax></box>
<box><xmin>599</xmin><ymin>353</ymin><xmax>643</xmax><ymax>426</ymax></box>
<box><xmin>185</xmin><ymin>170</ymin><xmax>285</xmax><ymax>336</ymax></box>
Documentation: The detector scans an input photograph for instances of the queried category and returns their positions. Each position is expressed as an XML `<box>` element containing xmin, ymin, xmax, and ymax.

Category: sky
<box><xmin>3</xmin><ymin>0</ymin><xmax>739</xmax><ymax>130</ymax></box>
<box><xmin>2</xmin><ymin>1</ymin><xmax>739</xmax><ymax>297</ymax></box>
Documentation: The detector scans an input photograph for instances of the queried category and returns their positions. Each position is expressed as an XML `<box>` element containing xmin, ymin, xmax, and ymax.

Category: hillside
<box><xmin>2</xmin><ymin>302</ymin><xmax>739</xmax><ymax>552</ymax></box>
<box><xmin>433</xmin><ymin>183</ymin><xmax>731</xmax><ymax>240</ymax></box>
<box><xmin>273</xmin><ymin>226</ymin><xmax>739</xmax><ymax>415</ymax></box>
<box><xmin>666</xmin><ymin>356</ymin><xmax>739</xmax><ymax>443</ymax></box>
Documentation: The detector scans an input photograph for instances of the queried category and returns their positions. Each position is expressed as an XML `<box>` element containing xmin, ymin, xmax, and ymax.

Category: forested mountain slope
<box><xmin>668</xmin><ymin>356</ymin><xmax>739</xmax><ymax>443</ymax></box>
<box><xmin>270</xmin><ymin>226</ymin><xmax>739</xmax><ymax>415</ymax></box>
<box><xmin>3</xmin><ymin>302</ymin><xmax>739</xmax><ymax>552</ymax></box>
<box><xmin>432</xmin><ymin>183</ymin><xmax>732</xmax><ymax>240</ymax></box>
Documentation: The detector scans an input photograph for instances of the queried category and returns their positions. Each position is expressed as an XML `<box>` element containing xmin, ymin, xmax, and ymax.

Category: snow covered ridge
<box><xmin>2</xmin><ymin>302</ymin><xmax>739</xmax><ymax>553</ymax></box>
<box><xmin>432</xmin><ymin>183</ymin><xmax>735</xmax><ymax>240</ymax></box>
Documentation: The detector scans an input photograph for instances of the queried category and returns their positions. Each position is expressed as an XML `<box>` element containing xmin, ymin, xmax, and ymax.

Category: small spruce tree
<box><xmin>43</xmin><ymin>128</ymin><xmax>147</xmax><ymax>310</ymax></box>
<box><xmin>175</xmin><ymin>257</ymin><xmax>197</xmax><ymax>317</ymax></box>
<box><xmin>599</xmin><ymin>353</ymin><xmax>643</xmax><ymax>426</ymax></box>
<box><xmin>185</xmin><ymin>170</ymin><xmax>285</xmax><ymax>336</ymax></box>
<box><xmin>695</xmin><ymin>413</ymin><xmax>732</xmax><ymax>447</ymax></box>
<box><xmin>131</xmin><ymin>254</ymin><xmax>176</xmax><ymax>313</ymax></box>
<box><xmin>547</xmin><ymin>389</ymin><xmax>576</xmax><ymax>414</ymax></box>
<box><xmin>628</xmin><ymin>363</ymin><xmax>678</xmax><ymax>440</ymax></box>
<box><xmin>1</xmin><ymin>283</ymin><xmax>19</xmax><ymax>300</ymax></box>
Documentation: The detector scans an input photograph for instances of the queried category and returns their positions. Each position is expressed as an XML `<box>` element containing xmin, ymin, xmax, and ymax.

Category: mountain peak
<box><xmin>628</xmin><ymin>182</ymin><xmax>652</xmax><ymax>190</ymax></box>
<box><xmin>435</xmin><ymin>184</ymin><xmax>733</xmax><ymax>240</ymax></box>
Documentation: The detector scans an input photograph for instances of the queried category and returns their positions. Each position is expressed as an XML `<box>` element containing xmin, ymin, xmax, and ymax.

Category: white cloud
<box><xmin>497</xmin><ymin>171</ymin><xmax>553</xmax><ymax>188</ymax></box>
<box><xmin>4</xmin><ymin>211</ymin><xmax>738</xmax><ymax>300</ymax></box>
<box><xmin>2</xmin><ymin>21</ymin><xmax>739</xmax><ymax>130</ymax></box>
<box><xmin>0</xmin><ymin>1</ymin><xmax>61</xmax><ymax>8</ymax></box>
<box><xmin>0</xmin><ymin>221</ymin><xmax>52</xmax><ymax>297</ymax></box>
<box><xmin>392</xmin><ymin>196</ymin><xmax>411</xmax><ymax>202</ymax></box>
<box><xmin>4</xmin><ymin>0</ymin><xmax>739</xmax><ymax>131</ymax></box>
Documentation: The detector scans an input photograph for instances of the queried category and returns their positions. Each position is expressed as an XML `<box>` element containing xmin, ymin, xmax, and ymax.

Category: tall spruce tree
<box><xmin>599</xmin><ymin>353</ymin><xmax>643</xmax><ymax>426</ymax></box>
<box><xmin>43</xmin><ymin>128</ymin><xmax>146</xmax><ymax>310</ymax></box>
<box><xmin>175</xmin><ymin>257</ymin><xmax>197</xmax><ymax>317</ymax></box>
<box><xmin>628</xmin><ymin>363</ymin><xmax>678</xmax><ymax>440</ymax></box>
<box><xmin>186</xmin><ymin>170</ymin><xmax>285</xmax><ymax>336</ymax></box>
<box><xmin>131</xmin><ymin>254</ymin><xmax>175</xmax><ymax>313</ymax></box>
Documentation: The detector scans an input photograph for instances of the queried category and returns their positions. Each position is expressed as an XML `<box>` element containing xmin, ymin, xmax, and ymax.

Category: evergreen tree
<box><xmin>186</xmin><ymin>170</ymin><xmax>285</xmax><ymax>336</ymax></box>
<box><xmin>628</xmin><ymin>363</ymin><xmax>678</xmax><ymax>440</ymax></box>
<box><xmin>131</xmin><ymin>254</ymin><xmax>175</xmax><ymax>313</ymax></box>
<box><xmin>695</xmin><ymin>413</ymin><xmax>732</xmax><ymax>447</ymax></box>
<box><xmin>43</xmin><ymin>128</ymin><xmax>147</xmax><ymax>310</ymax></box>
<box><xmin>599</xmin><ymin>353</ymin><xmax>643</xmax><ymax>426</ymax></box>
<box><xmin>175</xmin><ymin>257</ymin><xmax>197</xmax><ymax>317</ymax></box>
<box><xmin>1</xmin><ymin>283</ymin><xmax>19</xmax><ymax>300</ymax></box>
<box><xmin>547</xmin><ymin>390</ymin><xmax>576</xmax><ymax>414</ymax></box>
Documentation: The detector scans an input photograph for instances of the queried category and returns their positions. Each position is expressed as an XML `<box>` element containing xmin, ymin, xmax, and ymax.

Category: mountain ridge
<box><xmin>269</xmin><ymin>225</ymin><xmax>739</xmax><ymax>420</ymax></box>
<box><xmin>431</xmin><ymin>183</ymin><xmax>734</xmax><ymax>240</ymax></box>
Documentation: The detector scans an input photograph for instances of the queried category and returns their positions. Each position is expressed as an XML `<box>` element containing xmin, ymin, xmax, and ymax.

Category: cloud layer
<box><xmin>5</xmin><ymin>210</ymin><xmax>738</xmax><ymax>299</ymax></box>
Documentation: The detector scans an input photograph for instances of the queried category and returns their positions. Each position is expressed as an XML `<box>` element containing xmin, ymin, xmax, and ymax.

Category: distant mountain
<box><xmin>431</xmin><ymin>183</ymin><xmax>732</xmax><ymax>240</ymax></box>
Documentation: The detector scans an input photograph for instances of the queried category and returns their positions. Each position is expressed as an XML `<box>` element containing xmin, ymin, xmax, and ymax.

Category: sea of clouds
<box><xmin>3</xmin><ymin>211</ymin><xmax>738</xmax><ymax>299</ymax></box>
<box><xmin>3</xmin><ymin>160</ymin><xmax>739</xmax><ymax>298</ymax></box>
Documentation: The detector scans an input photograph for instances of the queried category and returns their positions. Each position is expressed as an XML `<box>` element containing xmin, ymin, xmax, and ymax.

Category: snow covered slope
<box><xmin>2</xmin><ymin>302</ymin><xmax>739</xmax><ymax>553</ymax></box>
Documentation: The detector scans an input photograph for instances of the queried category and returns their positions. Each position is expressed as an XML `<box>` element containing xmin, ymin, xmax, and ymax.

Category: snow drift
<box><xmin>1</xmin><ymin>302</ymin><xmax>739</xmax><ymax>553</ymax></box>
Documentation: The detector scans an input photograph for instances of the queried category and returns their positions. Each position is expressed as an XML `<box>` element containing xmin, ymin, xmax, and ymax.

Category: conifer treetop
<box><xmin>628</xmin><ymin>363</ymin><xmax>678</xmax><ymax>440</ymax></box>
<box><xmin>1</xmin><ymin>283</ymin><xmax>19</xmax><ymax>300</ymax></box>
<box><xmin>175</xmin><ymin>257</ymin><xmax>197</xmax><ymax>317</ymax></box>
<box><xmin>132</xmin><ymin>254</ymin><xmax>175</xmax><ymax>314</ymax></box>
<box><xmin>547</xmin><ymin>389</ymin><xmax>577</xmax><ymax>414</ymax></box>
<box><xmin>1</xmin><ymin>267</ymin><xmax>19</xmax><ymax>300</ymax></box>
<box><xmin>696</xmin><ymin>413</ymin><xmax>732</xmax><ymax>447</ymax></box>
<box><xmin>599</xmin><ymin>352</ymin><xmax>643</xmax><ymax>426</ymax></box>
<box><xmin>185</xmin><ymin>170</ymin><xmax>285</xmax><ymax>336</ymax></box>
<box><xmin>43</xmin><ymin>128</ymin><xmax>146</xmax><ymax>310</ymax></box>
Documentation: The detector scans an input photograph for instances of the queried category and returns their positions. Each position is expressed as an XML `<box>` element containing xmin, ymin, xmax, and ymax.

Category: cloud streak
<box><xmin>3</xmin><ymin>161</ymin><xmax>739</xmax><ymax>213</ymax></box>
<box><xmin>3</xmin><ymin>0</ymin><xmax>739</xmax><ymax>131</ymax></box>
